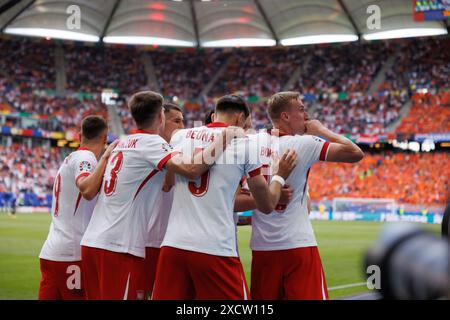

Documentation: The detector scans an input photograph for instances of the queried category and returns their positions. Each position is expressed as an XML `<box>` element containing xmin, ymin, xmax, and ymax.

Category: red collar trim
<box><xmin>206</xmin><ymin>122</ymin><xmax>229</xmax><ymax>128</ymax></box>
<box><xmin>267</xmin><ymin>129</ymin><xmax>291</xmax><ymax>137</ymax></box>
<box><xmin>135</xmin><ymin>129</ymin><xmax>152</xmax><ymax>135</ymax></box>
<box><xmin>77</xmin><ymin>147</ymin><xmax>89</xmax><ymax>151</ymax></box>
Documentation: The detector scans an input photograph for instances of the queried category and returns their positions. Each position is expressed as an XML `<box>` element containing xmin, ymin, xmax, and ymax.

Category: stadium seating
<box><xmin>151</xmin><ymin>49</ymin><xmax>229</xmax><ymax>99</ymax></box>
<box><xmin>290</xmin><ymin>41</ymin><xmax>393</xmax><ymax>96</ymax></box>
<box><xmin>309</xmin><ymin>152</ymin><xmax>449</xmax><ymax>205</ymax></box>
<box><xmin>0</xmin><ymin>81</ymin><xmax>108</xmax><ymax>133</ymax></box>
<box><xmin>1</xmin><ymin>143</ymin><xmax>447</xmax><ymax>207</ymax></box>
<box><xmin>209</xmin><ymin>47</ymin><xmax>305</xmax><ymax>98</ymax></box>
<box><xmin>64</xmin><ymin>44</ymin><xmax>147</xmax><ymax>95</ymax></box>
<box><xmin>0</xmin><ymin>36</ymin><xmax>449</xmax><ymax>207</ymax></box>
<box><xmin>311</xmin><ymin>93</ymin><xmax>405</xmax><ymax>135</ymax></box>
<box><xmin>396</xmin><ymin>92</ymin><xmax>450</xmax><ymax>134</ymax></box>
<box><xmin>0</xmin><ymin>143</ymin><xmax>61</xmax><ymax>204</ymax></box>
<box><xmin>380</xmin><ymin>37</ymin><xmax>450</xmax><ymax>94</ymax></box>
<box><xmin>1</xmin><ymin>36</ymin><xmax>449</xmax><ymax>136</ymax></box>
<box><xmin>0</xmin><ymin>38</ymin><xmax>55</xmax><ymax>91</ymax></box>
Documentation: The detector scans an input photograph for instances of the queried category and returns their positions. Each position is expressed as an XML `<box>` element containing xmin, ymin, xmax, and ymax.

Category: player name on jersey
<box><xmin>250</xmin><ymin>131</ymin><xmax>330</xmax><ymax>251</ymax></box>
<box><xmin>162</xmin><ymin>124</ymin><xmax>262</xmax><ymax>257</ymax></box>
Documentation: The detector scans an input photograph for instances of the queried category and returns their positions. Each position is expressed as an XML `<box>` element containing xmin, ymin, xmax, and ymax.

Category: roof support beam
<box><xmin>254</xmin><ymin>0</ymin><xmax>279</xmax><ymax>45</ymax></box>
<box><xmin>189</xmin><ymin>0</ymin><xmax>200</xmax><ymax>48</ymax></box>
<box><xmin>337</xmin><ymin>0</ymin><xmax>361</xmax><ymax>37</ymax></box>
<box><xmin>0</xmin><ymin>0</ymin><xmax>21</xmax><ymax>15</ymax></box>
<box><xmin>1</xmin><ymin>0</ymin><xmax>35</xmax><ymax>32</ymax></box>
<box><xmin>100</xmin><ymin>0</ymin><xmax>121</xmax><ymax>41</ymax></box>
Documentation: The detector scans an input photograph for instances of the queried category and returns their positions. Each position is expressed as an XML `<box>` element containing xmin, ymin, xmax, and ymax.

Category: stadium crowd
<box><xmin>0</xmin><ymin>143</ymin><xmax>62</xmax><ymax>207</ymax></box>
<box><xmin>291</xmin><ymin>42</ymin><xmax>393</xmax><ymax>96</ymax></box>
<box><xmin>151</xmin><ymin>49</ymin><xmax>229</xmax><ymax>100</ymax></box>
<box><xmin>0</xmin><ymin>36</ymin><xmax>449</xmax><ymax>209</ymax></box>
<box><xmin>64</xmin><ymin>45</ymin><xmax>147</xmax><ymax>94</ymax></box>
<box><xmin>1</xmin><ymin>36</ymin><xmax>449</xmax><ymax>135</ymax></box>
<box><xmin>291</xmin><ymin>42</ymin><xmax>405</xmax><ymax>135</ymax></box>
<box><xmin>310</xmin><ymin>93</ymin><xmax>405</xmax><ymax>135</ymax></box>
<box><xmin>379</xmin><ymin>37</ymin><xmax>450</xmax><ymax>94</ymax></box>
<box><xmin>0</xmin><ymin>38</ymin><xmax>55</xmax><ymax>91</ymax></box>
<box><xmin>309</xmin><ymin>152</ymin><xmax>449</xmax><ymax>205</ymax></box>
<box><xmin>396</xmin><ymin>91</ymin><xmax>450</xmax><ymax>134</ymax></box>
<box><xmin>1</xmin><ymin>143</ymin><xmax>447</xmax><ymax>207</ymax></box>
<box><xmin>210</xmin><ymin>47</ymin><xmax>305</xmax><ymax>98</ymax></box>
<box><xmin>0</xmin><ymin>80</ymin><xmax>108</xmax><ymax>133</ymax></box>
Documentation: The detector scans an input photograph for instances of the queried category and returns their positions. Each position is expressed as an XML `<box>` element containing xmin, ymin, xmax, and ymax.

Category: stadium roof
<box><xmin>0</xmin><ymin>0</ymin><xmax>448</xmax><ymax>47</ymax></box>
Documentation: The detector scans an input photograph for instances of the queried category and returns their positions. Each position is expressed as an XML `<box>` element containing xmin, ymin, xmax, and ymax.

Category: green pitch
<box><xmin>0</xmin><ymin>213</ymin><xmax>441</xmax><ymax>300</ymax></box>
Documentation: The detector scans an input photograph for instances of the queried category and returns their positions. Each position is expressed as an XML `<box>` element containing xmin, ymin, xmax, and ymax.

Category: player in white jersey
<box><xmin>38</xmin><ymin>116</ymin><xmax>118</xmax><ymax>300</ymax></box>
<box><xmin>249</xmin><ymin>92</ymin><xmax>364</xmax><ymax>300</ymax></box>
<box><xmin>205</xmin><ymin>112</ymin><xmax>294</xmax><ymax>223</ymax></box>
<box><xmin>80</xmin><ymin>91</ymin><xmax>245</xmax><ymax>300</ymax></box>
<box><xmin>141</xmin><ymin>102</ymin><xmax>185</xmax><ymax>298</ymax></box>
<box><xmin>153</xmin><ymin>95</ymin><xmax>298</xmax><ymax>300</ymax></box>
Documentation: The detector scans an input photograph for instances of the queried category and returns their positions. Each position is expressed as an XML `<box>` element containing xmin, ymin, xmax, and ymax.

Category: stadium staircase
<box><xmin>141</xmin><ymin>52</ymin><xmax>161</xmax><ymax>92</ymax></box>
<box><xmin>368</xmin><ymin>54</ymin><xmax>396</xmax><ymax>96</ymax></box>
<box><xmin>283</xmin><ymin>55</ymin><xmax>319</xmax><ymax>116</ymax></box>
<box><xmin>283</xmin><ymin>55</ymin><xmax>310</xmax><ymax>91</ymax></box>
<box><xmin>367</xmin><ymin>47</ymin><xmax>412</xmax><ymax>133</ymax></box>
<box><xmin>106</xmin><ymin>104</ymin><xmax>125</xmax><ymax>137</ymax></box>
<box><xmin>55</xmin><ymin>44</ymin><xmax>66</xmax><ymax>95</ymax></box>
<box><xmin>198</xmin><ymin>55</ymin><xmax>233</xmax><ymax>99</ymax></box>
<box><xmin>386</xmin><ymin>99</ymin><xmax>413</xmax><ymax>133</ymax></box>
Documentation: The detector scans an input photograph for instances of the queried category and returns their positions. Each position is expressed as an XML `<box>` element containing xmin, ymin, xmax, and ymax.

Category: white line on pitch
<box><xmin>328</xmin><ymin>282</ymin><xmax>367</xmax><ymax>291</ymax></box>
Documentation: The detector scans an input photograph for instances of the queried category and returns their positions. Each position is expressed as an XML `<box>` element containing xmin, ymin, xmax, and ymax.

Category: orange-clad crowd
<box><xmin>396</xmin><ymin>92</ymin><xmax>450</xmax><ymax>134</ymax></box>
<box><xmin>309</xmin><ymin>152</ymin><xmax>449</xmax><ymax>205</ymax></box>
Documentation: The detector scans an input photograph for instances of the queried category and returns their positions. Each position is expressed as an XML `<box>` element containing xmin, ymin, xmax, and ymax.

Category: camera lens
<box><xmin>365</xmin><ymin>223</ymin><xmax>450</xmax><ymax>300</ymax></box>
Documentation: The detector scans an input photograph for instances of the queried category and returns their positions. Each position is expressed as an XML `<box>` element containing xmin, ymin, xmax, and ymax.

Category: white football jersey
<box><xmin>81</xmin><ymin>132</ymin><xmax>178</xmax><ymax>258</ymax></box>
<box><xmin>145</xmin><ymin>186</ymin><xmax>174</xmax><ymax>248</ymax></box>
<box><xmin>39</xmin><ymin>149</ymin><xmax>97</xmax><ymax>261</ymax></box>
<box><xmin>250</xmin><ymin>130</ymin><xmax>330</xmax><ymax>251</ymax></box>
<box><xmin>162</xmin><ymin>123</ymin><xmax>262</xmax><ymax>257</ymax></box>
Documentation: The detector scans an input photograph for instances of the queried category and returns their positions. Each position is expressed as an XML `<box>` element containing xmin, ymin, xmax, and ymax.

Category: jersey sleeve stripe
<box><xmin>319</xmin><ymin>141</ymin><xmax>330</xmax><ymax>161</ymax></box>
<box><xmin>75</xmin><ymin>172</ymin><xmax>90</xmax><ymax>185</ymax></box>
<box><xmin>301</xmin><ymin>169</ymin><xmax>311</xmax><ymax>204</ymax></box>
<box><xmin>248</xmin><ymin>166</ymin><xmax>262</xmax><ymax>178</ymax></box>
<box><xmin>157</xmin><ymin>151</ymin><xmax>181</xmax><ymax>171</ymax></box>
<box><xmin>73</xmin><ymin>192</ymin><xmax>82</xmax><ymax>215</ymax></box>
<box><xmin>133</xmin><ymin>169</ymin><xmax>159</xmax><ymax>200</ymax></box>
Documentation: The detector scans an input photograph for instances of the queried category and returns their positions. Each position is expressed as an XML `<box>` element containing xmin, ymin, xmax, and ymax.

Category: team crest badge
<box><xmin>162</xmin><ymin>143</ymin><xmax>172</xmax><ymax>152</ymax></box>
<box><xmin>79</xmin><ymin>161</ymin><xmax>92</xmax><ymax>172</ymax></box>
<box><xmin>313</xmin><ymin>136</ymin><xmax>324</xmax><ymax>143</ymax></box>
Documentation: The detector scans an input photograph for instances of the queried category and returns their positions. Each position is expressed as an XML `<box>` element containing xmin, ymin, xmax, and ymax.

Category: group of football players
<box><xmin>38</xmin><ymin>91</ymin><xmax>364</xmax><ymax>300</ymax></box>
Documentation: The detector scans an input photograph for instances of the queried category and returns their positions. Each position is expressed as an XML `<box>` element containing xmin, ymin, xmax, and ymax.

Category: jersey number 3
<box><xmin>104</xmin><ymin>152</ymin><xmax>124</xmax><ymax>196</ymax></box>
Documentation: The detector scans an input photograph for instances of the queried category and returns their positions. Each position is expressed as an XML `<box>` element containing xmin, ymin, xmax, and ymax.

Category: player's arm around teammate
<box><xmin>38</xmin><ymin>116</ymin><xmax>111</xmax><ymax>300</ymax></box>
<box><xmin>76</xmin><ymin>139</ymin><xmax>119</xmax><ymax>200</ymax></box>
<box><xmin>165</xmin><ymin>126</ymin><xmax>246</xmax><ymax>179</ymax></box>
<box><xmin>244</xmin><ymin>149</ymin><xmax>298</xmax><ymax>214</ymax></box>
<box><xmin>234</xmin><ymin>183</ymin><xmax>294</xmax><ymax>212</ymax></box>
